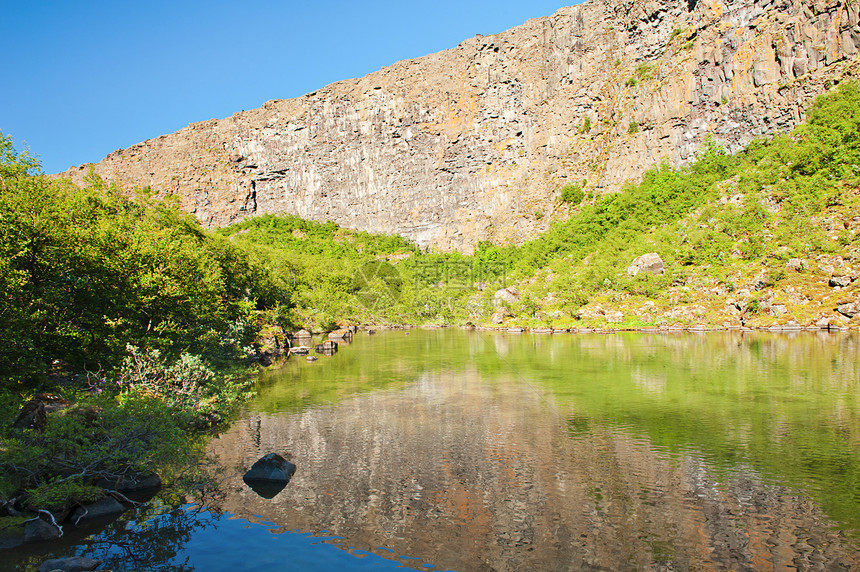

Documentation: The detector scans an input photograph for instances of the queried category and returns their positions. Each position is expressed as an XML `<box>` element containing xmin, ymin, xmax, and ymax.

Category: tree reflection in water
<box><xmin>3</xmin><ymin>499</ymin><xmax>216</xmax><ymax>572</ymax></box>
<box><xmin>76</xmin><ymin>501</ymin><xmax>214</xmax><ymax>571</ymax></box>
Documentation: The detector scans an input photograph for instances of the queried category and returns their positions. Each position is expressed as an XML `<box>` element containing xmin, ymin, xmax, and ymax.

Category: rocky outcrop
<box><xmin>60</xmin><ymin>0</ymin><xmax>860</xmax><ymax>252</ymax></box>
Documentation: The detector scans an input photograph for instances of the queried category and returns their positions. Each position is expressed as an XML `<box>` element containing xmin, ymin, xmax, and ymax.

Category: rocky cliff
<box><xmin>61</xmin><ymin>0</ymin><xmax>860</xmax><ymax>252</ymax></box>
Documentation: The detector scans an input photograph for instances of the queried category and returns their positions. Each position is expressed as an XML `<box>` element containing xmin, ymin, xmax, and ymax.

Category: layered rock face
<box><xmin>61</xmin><ymin>0</ymin><xmax>860</xmax><ymax>251</ymax></box>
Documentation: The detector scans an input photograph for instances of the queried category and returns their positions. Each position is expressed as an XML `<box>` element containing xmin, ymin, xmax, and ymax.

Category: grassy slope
<box><xmin>225</xmin><ymin>81</ymin><xmax>860</xmax><ymax>330</ymax></box>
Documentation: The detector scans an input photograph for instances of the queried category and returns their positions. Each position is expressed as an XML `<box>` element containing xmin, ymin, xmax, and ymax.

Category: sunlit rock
<box><xmin>627</xmin><ymin>253</ymin><xmax>664</xmax><ymax>276</ymax></box>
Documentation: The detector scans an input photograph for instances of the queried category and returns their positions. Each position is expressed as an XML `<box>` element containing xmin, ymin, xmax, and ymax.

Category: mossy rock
<box><xmin>0</xmin><ymin>515</ymin><xmax>29</xmax><ymax>549</ymax></box>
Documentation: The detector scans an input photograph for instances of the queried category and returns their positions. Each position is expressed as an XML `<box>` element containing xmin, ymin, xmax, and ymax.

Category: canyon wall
<box><xmin>62</xmin><ymin>0</ymin><xmax>860</xmax><ymax>251</ymax></box>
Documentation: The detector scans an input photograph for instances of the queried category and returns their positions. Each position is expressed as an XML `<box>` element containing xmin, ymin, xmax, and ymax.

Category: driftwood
<box><xmin>24</xmin><ymin>509</ymin><xmax>64</xmax><ymax>537</ymax></box>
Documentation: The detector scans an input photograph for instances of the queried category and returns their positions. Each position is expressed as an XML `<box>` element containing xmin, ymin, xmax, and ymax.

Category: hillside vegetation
<box><xmin>224</xmin><ymin>80</ymin><xmax>860</xmax><ymax>330</ymax></box>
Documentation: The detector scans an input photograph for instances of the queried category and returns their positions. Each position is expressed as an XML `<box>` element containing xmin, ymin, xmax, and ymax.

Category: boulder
<box><xmin>315</xmin><ymin>340</ymin><xmax>338</xmax><ymax>355</ymax></box>
<box><xmin>785</xmin><ymin>258</ymin><xmax>806</xmax><ymax>272</ymax></box>
<box><xmin>243</xmin><ymin>453</ymin><xmax>296</xmax><ymax>483</ymax></box>
<box><xmin>96</xmin><ymin>472</ymin><xmax>161</xmax><ymax>495</ymax></box>
<box><xmin>836</xmin><ymin>301</ymin><xmax>860</xmax><ymax>318</ymax></box>
<box><xmin>606</xmin><ymin>310</ymin><xmax>624</xmax><ymax>323</ymax></box>
<box><xmin>830</xmin><ymin>275</ymin><xmax>853</xmax><ymax>288</ymax></box>
<box><xmin>24</xmin><ymin>518</ymin><xmax>61</xmax><ymax>543</ymax></box>
<box><xmin>493</xmin><ymin>287</ymin><xmax>520</xmax><ymax>307</ymax></box>
<box><xmin>38</xmin><ymin>557</ymin><xmax>101</xmax><ymax>572</ymax></box>
<box><xmin>243</xmin><ymin>453</ymin><xmax>297</xmax><ymax>499</ymax></box>
<box><xmin>11</xmin><ymin>393</ymin><xmax>72</xmax><ymax>431</ymax></box>
<box><xmin>328</xmin><ymin>328</ymin><xmax>353</xmax><ymax>341</ymax></box>
<box><xmin>256</xmin><ymin>325</ymin><xmax>287</xmax><ymax>365</ymax></box>
<box><xmin>626</xmin><ymin>253</ymin><xmax>664</xmax><ymax>276</ymax></box>
<box><xmin>290</xmin><ymin>346</ymin><xmax>310</xmax><ymax>356</ymax></box>
<box><xmin>491</xmin><ymin>311</ymin><xmax>508</xmax><ymax>324</ymax></box>
<box><xmin>12</xmin><ymin>401</ymin><xmax>46</xmax><ymax>431</ymax></box>
<box><xmin>70</xmin><ymin>496</ymin><xmax>126</xmax><ymax>526</ymax></box>
<box><xmin>306</xmin><ymin>355</ymin><xmax>318</xmax><ymax>362</ymax></box>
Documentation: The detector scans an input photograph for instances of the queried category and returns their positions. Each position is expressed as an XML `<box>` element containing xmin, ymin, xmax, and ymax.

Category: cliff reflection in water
<box><xmin>207</xmin><ymin>331</ymin><xmax>860</xmax><ymax>571</ymax></box>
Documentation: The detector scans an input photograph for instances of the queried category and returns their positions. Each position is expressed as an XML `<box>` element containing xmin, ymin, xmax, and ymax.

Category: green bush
<box><xmin>1</xmin><ymin>392</ymin><xmax>199</xmax><ymax>511</ymax></box>
<box><xmin>579</xmin><ymin>116</ymin><xmax>592</xmax><ymax>134</ymax></box>
<box><xmin>560</xmin><ymin>182</ymin><xmax>586</xmax><ymax>204</ymax></box>
<box><xmin>635</xmin><ymin>62</ymin><xmax>658</xmax><ymax>80</ymax></box>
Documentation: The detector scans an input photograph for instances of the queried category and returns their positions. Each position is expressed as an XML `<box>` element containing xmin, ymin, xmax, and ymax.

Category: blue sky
<box><xmin>1</xmin><ymin>0</ymin><xmax>574</xmax><ymax>174</ymax></box>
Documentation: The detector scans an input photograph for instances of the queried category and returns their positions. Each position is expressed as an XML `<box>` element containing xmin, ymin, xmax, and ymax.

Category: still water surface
<box><xmin>7</xmin><ymin>330</ymin><xmax>860</xmax><ymax>570</ymax></box>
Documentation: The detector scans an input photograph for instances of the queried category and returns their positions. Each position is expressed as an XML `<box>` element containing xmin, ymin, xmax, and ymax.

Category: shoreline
<box><xmin>352</xmin><ymin>323</ymin><xmax>860</xmax><ymax>334</ymax></box>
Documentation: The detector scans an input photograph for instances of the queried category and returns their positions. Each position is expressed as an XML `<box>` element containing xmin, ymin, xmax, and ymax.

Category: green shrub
<box><xmin>560</xmin><ymin>182</ymin><xmax>586</xmax><ymax>204</ymax></box>
<box><xmin>117</xmin><ymin>345</ymin><xmax>215</xmax><ymax>409</ymax></box>
<box><xmin>635</xmin><ymin>62</ymin><xmax>657</xmax><ymax>80</ymax></box>
<box><xmin>1</xmin><ymin>393</ymin><xmax>199</xmax><ymax>511</ymax></box>
<box><xmin>579</xmin><ymin>116</ymin><xmax>592</xmax><ymax>134</ymax></box>
<box><xmin>669</xmin><ymin>28</ymin><xmax>686</xmax><ymax>41</ymax></box>
<box><xmin>25</xmin><ymin>478</ymin><xmax>103</xmax><ymax>512</ymax></box>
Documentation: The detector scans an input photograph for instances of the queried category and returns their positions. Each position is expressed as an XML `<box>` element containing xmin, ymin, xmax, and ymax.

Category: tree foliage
<box><xmin>0</xmin><ymin>134</ymin><xmax>294</xmax><ymax>386</ymax></box>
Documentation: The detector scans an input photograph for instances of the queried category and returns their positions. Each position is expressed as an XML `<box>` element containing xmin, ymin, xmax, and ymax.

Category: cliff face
<box><xmin>62</xmin><ymin>0</ymin><xmax>860</xmax><ymax>252</ymax></box>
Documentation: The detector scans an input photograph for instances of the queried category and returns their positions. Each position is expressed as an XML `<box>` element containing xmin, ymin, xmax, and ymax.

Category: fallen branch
<box><xmin>104</xmin><ymin>489</ymin><xmax>142</xmax><ymax>507</ymax></box>
<box><xmin>24</xmin><ymin>509</ymin><xmax>64</xmax><ymax>537</ymax></box>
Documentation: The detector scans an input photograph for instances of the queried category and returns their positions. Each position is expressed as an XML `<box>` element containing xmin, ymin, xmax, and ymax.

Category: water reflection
<box><xmin>208</xmin><ymin>330</ymin><xmax>860</xmax><ymax>570</ymax></box>
<box><xmin>4</xmin><ymin>499</ymin><xmax>210</xmax><ymax>572</ymax></box>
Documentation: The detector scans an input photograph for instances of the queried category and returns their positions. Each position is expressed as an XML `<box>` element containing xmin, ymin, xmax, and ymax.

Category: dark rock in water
<box><xmin>0</xmin><ymin>520</ymin><xmax>25</xmax><ymax>550</ymax></box>
<box><xmin>315</xmin><ymin>340</ymin><xmax>338</xmax><ymax>355</ymax></box>
<box><xmin>97</xmin><ymin>472</ymin><xmax>161</xmax><ymax>494</ymax></box>
<box><xmin>368</xmin><ymin>329</ymin><xmax>376</xmax><ymax>335</ymax></box>
<box><xmin>70</xmin><ymin>496</ymin><xmax>126</xmax><ymax>526</ymax></box>
<box><xmin>243</xmin><ymin>453</ymin><xmax>297</xmax><ymax>499</ymax></box>
<box><xmin>24</xmin><ymin>518</ymin><xmax>61</xmax><ymax>542</ymax></box>
<box><xmin>245</xmin><ymin>480</ymin><xmax>287</xmax><ymax>499</ymax></box>
<box><xmin>38</xmin><ymin>556</ymin><xmax>101</xmax><ymax>572</ymax></box>
<box><xmin>244</xmin><ymin>453</ymin><xmax>296</xmax><ymax>482</ymax></box>
<box><xmin>96</xmin><ymin>472</ymin><xmax>161</xmax><ymax>503</ymax></box>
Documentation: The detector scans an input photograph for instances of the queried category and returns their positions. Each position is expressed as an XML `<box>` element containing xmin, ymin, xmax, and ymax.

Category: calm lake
<box><xmin>7</xmin><ymin>330</ymin><xmax>860</xmax><ymax>570</ymax></box>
